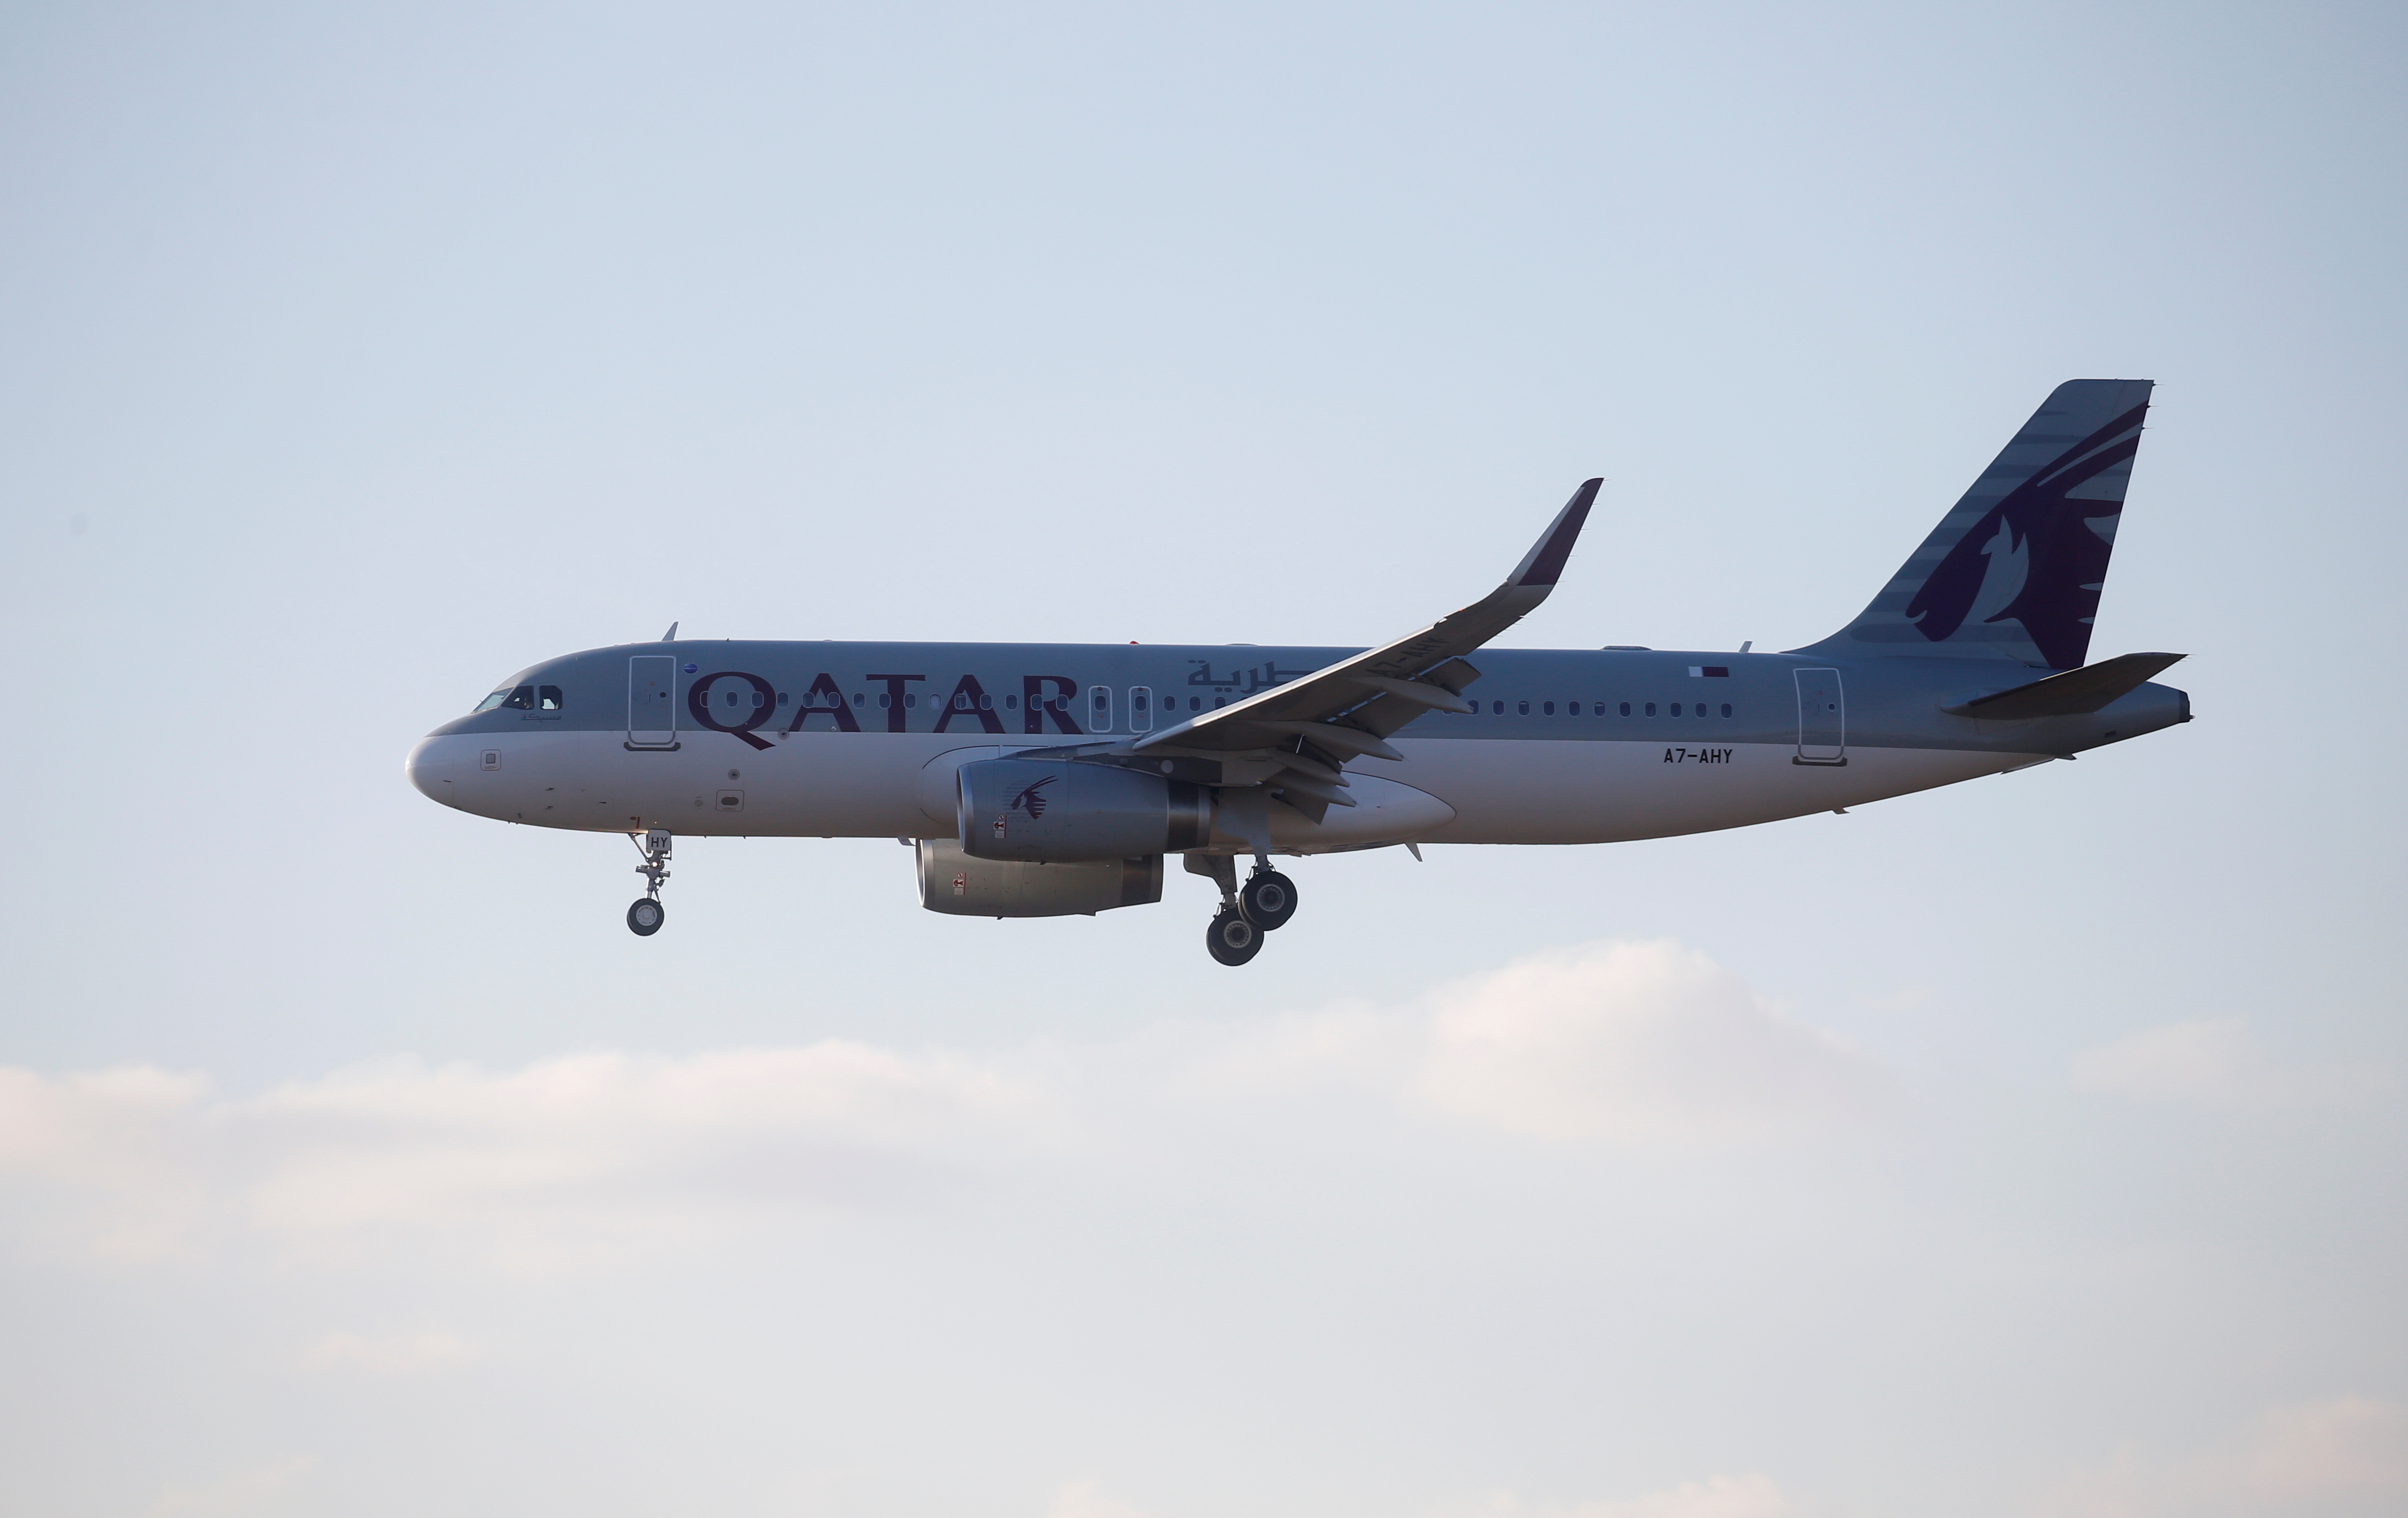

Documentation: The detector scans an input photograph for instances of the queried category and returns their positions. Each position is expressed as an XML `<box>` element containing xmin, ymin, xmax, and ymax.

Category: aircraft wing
<box><xmin>1131</xmin><ymin>478</ymin><xmax>1601</xmax><ymax>812</ymax></box>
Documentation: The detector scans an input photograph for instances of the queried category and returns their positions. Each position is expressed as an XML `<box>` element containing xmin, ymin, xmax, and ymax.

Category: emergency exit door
<box><xmin>628</xmin><ymin>656</ymin><xmax>678</xmax><ymax>748</ymax></box>
<box><xmin>1792</xmin><ymin>668</ymin><xmax>1845</xmax><ymax>764</ymax></box>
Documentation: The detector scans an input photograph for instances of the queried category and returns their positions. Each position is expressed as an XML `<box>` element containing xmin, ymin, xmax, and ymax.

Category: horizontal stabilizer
<box><xmin>1943</xmin><ymin>652</ymin><xmax>2185</xmax><ymax>720</ymax></box>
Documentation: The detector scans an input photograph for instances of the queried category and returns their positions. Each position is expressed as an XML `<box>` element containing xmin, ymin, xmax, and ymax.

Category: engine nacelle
<box><xmin>916</xmin><ymin>838</ymin><xmax>1162</xmax><ymax>918</ymax></box>
<box><xmin>956</xmin><ymin>758</ymin><xmax>1213</xmax><ymax>863</ymax></box>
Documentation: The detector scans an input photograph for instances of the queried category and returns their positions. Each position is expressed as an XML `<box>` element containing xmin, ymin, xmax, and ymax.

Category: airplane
<box><xmin>407</xmin><ymin>379</ymin><xmax>2189</xmax><ymax>965</ymax></box>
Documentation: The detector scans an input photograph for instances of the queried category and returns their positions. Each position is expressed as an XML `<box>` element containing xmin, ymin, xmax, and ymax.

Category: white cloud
<box><xmin>2042</xmin><ymin>1396</ymin><xmax>2408</xmax><ymax>1516</ymax></box>
<box><xmin>1417</xmin><ymin>940</ymin><xmax>1885</xmax><ymax>1143</ymax></box>
<box><xmin>2244</xmin><ymin>1396</ymin><xmax>2408</xmax><ymax>1499</ymax></box>
<box><xmin>140</xmin><ymin>1457</ymin><xmax>309</xmax><ymax>1517</ymax></box>
<box><xmin>0</xmin><ymin>1043</ymin><xmax>1058</xmax><ymax>1256</ymax></box>
<box><xmin>0</xmin><ymin>940</ymin><xmax>1887</xmax><ymax>1264</ymax></box>
<box><xmin>299</xmin><ymin>1327</ymin><xmax>479</xmax><ymax>1375</ymax></box>
<box><xmin>1469</xmin><ymin>1474</ymin><xmax>1794</xmax><ymax>1518</ymax></box>
<box><xmin>1197</xmin><ymin>940</ymin><xmax>1886</xmax><ymax>1146</ymax></box>
<box><xmin>237</xmin><ymin>1043</ymin><xmax>1055</xmax><ymax>1232</ymax></box>
<box><xmin>0</xmin><ymin>1064</ymin><xmax>211</xmax><ymax>1258</ymax></box>
<box><xmin>2070</xmin><ymin>1020</ymin><xmax>2385</xmax><ymax>1110</ymax></box>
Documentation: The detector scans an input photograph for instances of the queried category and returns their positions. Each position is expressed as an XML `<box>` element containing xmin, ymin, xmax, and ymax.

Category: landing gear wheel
<box><xmin>1205</xmin><ymin>907</ymin><xmax>1262</xmax><ymax>966</ymax></box>
<box><xmin>626</xmin><ymin>830</ymin><xmax>673</xmax><ymax>937</ymax></box>
<box><xmin>1239</xmin><ymin>869</ymin><xmax>1297</xmax><ymax>930</ymax></box>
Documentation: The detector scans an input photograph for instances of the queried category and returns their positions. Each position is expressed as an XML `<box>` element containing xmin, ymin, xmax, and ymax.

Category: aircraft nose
<box><xmin>406</xmin><ymin>734</ymin><xmax>468</xmax><ymax>808</ymax></box>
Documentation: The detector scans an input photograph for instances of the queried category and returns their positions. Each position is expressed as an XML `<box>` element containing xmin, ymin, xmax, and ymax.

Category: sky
<box><xmin>2</xmin><ymin>2</ymin><xmax>2404</xmax><ymax>1514</ymax></box>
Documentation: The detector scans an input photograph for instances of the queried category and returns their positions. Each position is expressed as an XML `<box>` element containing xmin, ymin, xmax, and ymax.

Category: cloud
<box><xmin>2245</xmin><ymin>1397</ymin><xmax>2408</xmax><ymax>1499</ymax></box>
<box><xmin>0</xmin><ymin>940</ymin><xmax>1879</xmax><ymax>1263</ymax></box>
<box><xmin>1469</xmin><ymin>1474</ymin><xmax>1794</xmax><ymax>1518</ymax></box>
<box><xmin>0</xmin><ymin>1064</ymin><xmax>211</xmax><ymax>1258</ymax></box>
<box><xmin>237</xmin><ymin>1044</ymin><xmax>1055</xmax><ymax>1232</ymax></box>
<box><xmin>141</xmin><ymin>1457</ymin><xmax>309</xmax><ymax>1517</ymax></box>
<box><xmin>1196</xmin><ymin>940</ymin><xmax>1886</xmax><ymax>1146</ymax></box>
<box><xmin>2042</xmin><ymin>1396</ymin><xmax>2408</xmax><ymax>1516</ymax></box>
<box><xmin>1213</xmin><ymin>935</ymin><xmax>1888</xmax><ymax>1147</ymax></box>
<box><xmin>0</xmin><ymin>1043</ymin><xmax>1058</xmax><ymax>1256</ymax></box>
<box><xmin>298</xmin><ymin>1327</ymin><xmax>479</xmax><ymax>1375</ymax></box>
<box><xmin>2070</xmin><ymin>1020</ymin><xmax>2385</xmax><ymax>1110</ymax></box>
<box><xmin>1418</xmin><ymin>941</ymin><xmax>1886</xmax><ymax>1143</ymax></box>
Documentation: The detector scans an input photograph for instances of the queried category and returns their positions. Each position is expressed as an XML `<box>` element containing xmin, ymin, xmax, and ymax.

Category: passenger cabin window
<box><xmin>538</xmin><ymin>685</ymin><xmax>564</xmax><ymax>711</ymax></box>
<box><xmin>1619</xmin><ymin>702</ymin><xmax>1631</xmax><ymax>717</ymax></box>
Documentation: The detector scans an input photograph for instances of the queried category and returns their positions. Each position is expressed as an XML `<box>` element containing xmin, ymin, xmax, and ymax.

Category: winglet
<box><xmin>661</xmin><ymin>622</ymin><xmax>679</xmax><ymax>641</ymax></box>
<box><xmin>1506</xmin><ymin>478</ymin><xmax>1602</xmax><ymax>588</ymax></box>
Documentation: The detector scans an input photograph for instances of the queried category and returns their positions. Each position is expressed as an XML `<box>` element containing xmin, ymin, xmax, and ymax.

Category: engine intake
<box><xmin>957</xmin><ymin>758</ymin><xmax>1213</xmax><ymax>863</ymax></box>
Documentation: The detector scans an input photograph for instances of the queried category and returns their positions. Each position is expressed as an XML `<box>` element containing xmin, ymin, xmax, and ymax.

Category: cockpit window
<box><xmin>473</xmin><ymin>685</ymin><xmax>544</xmax><ymax>713</ymax></box>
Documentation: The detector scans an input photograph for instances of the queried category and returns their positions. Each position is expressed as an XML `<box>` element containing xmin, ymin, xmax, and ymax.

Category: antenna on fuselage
<box><xmin>660</xmin><ymin>622</ymin><xmax>678</xmax><ymax>641</ymax></box>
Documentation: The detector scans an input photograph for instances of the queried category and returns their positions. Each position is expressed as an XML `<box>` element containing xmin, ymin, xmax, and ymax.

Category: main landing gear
<box><xmin>627</xmin><ymin>828</ymin><xmax>672</xmax><ymax>937</ymax></box>
<box><xmin>1191</xmin><ymin>854</ymin><xmax>1299</xmax><ymax>966</ymax></box>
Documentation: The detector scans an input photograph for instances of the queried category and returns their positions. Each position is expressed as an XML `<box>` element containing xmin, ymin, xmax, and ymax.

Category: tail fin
<box><xmin>1802</xmin><ymin>379</ymin><xmax>2153</xmax><ymax>668</ymax></box>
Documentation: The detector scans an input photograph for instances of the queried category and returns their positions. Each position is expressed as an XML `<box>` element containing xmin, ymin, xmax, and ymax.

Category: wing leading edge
<box><xmin>1132</xmin><ymin>478</ymin><xmax>1602</xmax><ymax>814</ymax></box>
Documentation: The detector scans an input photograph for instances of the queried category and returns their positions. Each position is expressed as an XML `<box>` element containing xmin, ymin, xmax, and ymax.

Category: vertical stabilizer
<box><xmin>1802</xmin><ymin>379</ymin><xmax>2153</xmax><ymax>668</ymax></box>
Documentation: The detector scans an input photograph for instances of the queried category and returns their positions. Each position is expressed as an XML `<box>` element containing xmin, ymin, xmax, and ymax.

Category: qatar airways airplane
<box><xmin>407</xmin><ymin>379</ymin><xmax>2188</xmax><ymax>965</ymax></box>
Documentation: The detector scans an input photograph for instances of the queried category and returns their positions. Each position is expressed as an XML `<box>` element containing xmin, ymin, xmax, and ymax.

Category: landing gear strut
<box><xmin>627</xmin><ymin>828</ymin><xmax>671</xmax><ymax>937</ymax></box>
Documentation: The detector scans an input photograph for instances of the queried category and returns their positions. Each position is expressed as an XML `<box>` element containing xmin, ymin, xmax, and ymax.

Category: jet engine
<box><xmin>956</xmin><ymin>758</ymin><xmax>1213</xmax><ymax>863</ymax></box>
<box><xmin>916</xmin><ymin>838</ymin><xmax>1161</xmax><ymax>918</ymax></box>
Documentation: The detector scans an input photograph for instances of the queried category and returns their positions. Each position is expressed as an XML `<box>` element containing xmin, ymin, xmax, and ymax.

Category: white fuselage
<box><xmin>405</xmin><ymin>725</ymin><xmax>2046</xmax><ymax>851</ymax></box>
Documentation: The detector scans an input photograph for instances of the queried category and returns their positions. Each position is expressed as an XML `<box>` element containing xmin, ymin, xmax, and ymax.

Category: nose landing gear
<box><xmin>627</xmin><ymin>829</ymin><xmax>672</xmax><ymax>937</ymax></box>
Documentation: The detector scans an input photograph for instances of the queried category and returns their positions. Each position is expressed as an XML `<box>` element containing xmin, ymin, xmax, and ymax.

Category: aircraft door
<box><xmin>1088</xmin><ymin>685</ymin><xmax>1114</xmax><ymax>733</ymax></box>
<box><xmin>629</xmin><ymin>656</ymin><xmax>678</xmax><ymax>748</ymax></box>
<box><xmin>1793</xmin><ymin>668</ymin><xmax>1845</xmax><ymax>765</ymax></box>
<box><xmin>1128</xmin><ymin>686</ymin><xmax>1153</xmax><ymax>732</ymax></box>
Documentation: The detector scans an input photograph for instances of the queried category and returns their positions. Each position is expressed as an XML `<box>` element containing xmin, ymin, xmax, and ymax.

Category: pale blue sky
<box><xmin>2</xmin><ymin>4</ymin><xmax>2402</xmax><ymax>1515</ymax></box>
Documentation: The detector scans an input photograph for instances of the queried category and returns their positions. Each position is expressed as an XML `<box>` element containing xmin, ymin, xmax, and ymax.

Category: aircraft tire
<box><xmin>1205</xmin><ymin>907</ymin><xmax>1261</xmax><ymax>966</ymax></box>
<box><xmin>627</xmin><ymin>898</ymin><xmax>666</xmax><ymax>937</ymax></box>
<box><xmin>1239</xmin><ymin>870</ymin><xmax>1297</xmax><ymax>930</ymax></box>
